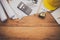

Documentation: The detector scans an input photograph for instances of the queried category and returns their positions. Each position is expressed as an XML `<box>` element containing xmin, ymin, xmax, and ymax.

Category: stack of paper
<box><xmin>51</xmin><ymin>8</ymin><xmax>60</xmax><ymax>24</ymax></box>
<box><xmin>8</xmin><ymin>0</ymin><xmax>42</xmax><ymax>19</ymax></box>
<box><xmin>0</xmin><ymin>3</ymin><xmax>7</xmax><ymax>22</ymax></box>
<box><xmin>0</xmin><ymin>0</ymin><xmax>42</xmax><ymax>22</ymax></box>
<box><xmin>0</xmin><ymin>0</ymin><xmax>18</xmax><ymax>20</ymax></box>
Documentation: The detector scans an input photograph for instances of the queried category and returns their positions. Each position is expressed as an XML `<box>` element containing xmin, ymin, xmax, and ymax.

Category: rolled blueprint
<box><xmin>0</xmin><ymin>3</ymin><xmax>7</xmax><ymax>22</ymax></box>
<box><xmin>0</xmin><ymin>0</ymin><xmax>16</xmax><ymax>19</ymax></box>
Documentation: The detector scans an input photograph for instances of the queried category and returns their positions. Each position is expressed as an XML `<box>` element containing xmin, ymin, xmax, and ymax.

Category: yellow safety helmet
<box><xmin>43</xmin><ymin>0</ymin><xmax>57</xmax><ymax>10</ymax></box>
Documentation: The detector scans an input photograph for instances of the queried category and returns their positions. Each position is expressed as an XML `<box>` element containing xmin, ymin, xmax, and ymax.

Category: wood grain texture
<box><xmin>0</xmin><ymin>12</ymin><xmax>60</xmax><ymax>40</ymax></box>
<box><xmin>0</xmin><ymin>27</ymin><xmax>60</xmax><ymax>40</ymax></box>
<box><xmin>0</xmin><ymin>12</ymin><xmax>60</xmax><ymax>27</ymax></box>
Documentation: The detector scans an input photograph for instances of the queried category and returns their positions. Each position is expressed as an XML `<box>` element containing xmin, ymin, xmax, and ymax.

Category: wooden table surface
<box><xmin>0</xmin><ymin>12</ymin><xmax>60</xmax><ymax>40</ymax></box>
<box><xmin>0</xmin><ymin>12</ymin><xmax>60</xmax><ymax>27</ymax></box>
<box><xmin>0</xmin><ymin>0</ymin><xmax>60</xmax><ymax>40</ymax></box>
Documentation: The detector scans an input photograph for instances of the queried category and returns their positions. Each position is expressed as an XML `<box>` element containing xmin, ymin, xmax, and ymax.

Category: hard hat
<box><xmin>43</xmin><ymin>0</ymin><xmax>57</xmax><ymax>10</ymax></box>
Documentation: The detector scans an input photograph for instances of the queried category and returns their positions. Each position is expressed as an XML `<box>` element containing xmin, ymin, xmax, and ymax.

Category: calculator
<box><xmin>17</xmin><ymin>1</ymin><xmax>32</xmax><ymax>15</ymax></box>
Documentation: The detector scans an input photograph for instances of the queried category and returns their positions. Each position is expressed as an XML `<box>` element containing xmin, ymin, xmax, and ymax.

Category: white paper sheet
<box><xmin>51</xmin><ymin>8</ymin><xmax>60</xmax><ymax>24</ymax></box>
<box><xmin>0</xmin><ymin>0</ymin><xmax>17</xmax><ymax>19</ymax></box>
<box><xmin>0</xmin><ymin>3</ymin><xmax>7</xmax><ymax>22</ymax></box>
<box><xmin>8</xmin><ymin>0</ymin><xmax>42</xmax><ymax>19</ymax></box>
